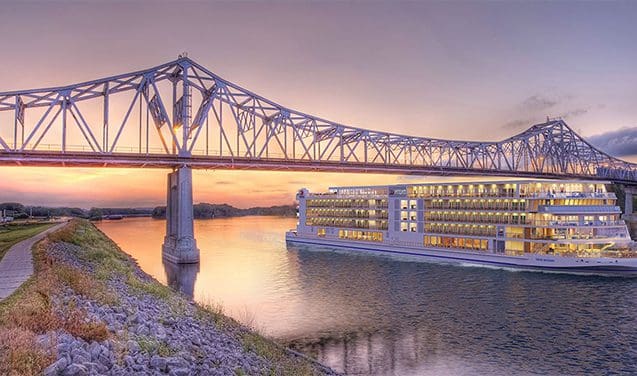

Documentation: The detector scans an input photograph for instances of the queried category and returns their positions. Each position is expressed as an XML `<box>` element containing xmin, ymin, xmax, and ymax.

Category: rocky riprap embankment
<box><xmin>35</xmin><ymin>223</ymin><xmax>337</xmax><ymax>376</ymax></box>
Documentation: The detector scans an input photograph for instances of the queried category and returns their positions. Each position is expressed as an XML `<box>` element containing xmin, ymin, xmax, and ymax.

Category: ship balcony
<box><xmin>415</xmin><ymin>191</ymin><xmax>517</xmax><ymax>199</ymax></box>
<box><xmin>427</xmin><ymin>203</ymin><xmax>527</xmax><ymax>211</ymax></box>
<box><xmin>530</xmin><ymin>220</ymin><xmax>626</xmax><ymax>227</ymax></box>
<box><xmin>537</xmin><ymin>205</ymin><xmax>621</xmax><ymax>215</ymax></box>
<box><xmin>529</xmin><ymin>234</ymin><xmax>629</xmax><ymax>241</ymax></box>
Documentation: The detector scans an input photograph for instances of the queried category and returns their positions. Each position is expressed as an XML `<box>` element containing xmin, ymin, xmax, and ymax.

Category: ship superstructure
<box><xmin>286</xmin><ymin>180</ymin><xmax>637</xmax><ymax>275</ymax></box>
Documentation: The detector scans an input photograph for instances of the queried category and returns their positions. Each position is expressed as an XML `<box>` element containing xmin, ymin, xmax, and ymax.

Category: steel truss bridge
<box><xmin>0</xmin><ymin>57</ymin><xmax>636</xmax><ymax>184</ymax></box>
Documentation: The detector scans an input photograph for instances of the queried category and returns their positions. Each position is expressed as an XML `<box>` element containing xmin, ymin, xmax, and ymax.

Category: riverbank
<box><xmin>0</xmin><ymin>219</ymin><xmax>337</xmax><ymax>375</ymax></box>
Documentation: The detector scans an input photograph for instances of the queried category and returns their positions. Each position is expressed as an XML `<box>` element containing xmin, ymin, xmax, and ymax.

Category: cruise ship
<box><xmin>285</xmin><ymin>180</ymin><xmax>637</xmax><ymax>276</ymax></box>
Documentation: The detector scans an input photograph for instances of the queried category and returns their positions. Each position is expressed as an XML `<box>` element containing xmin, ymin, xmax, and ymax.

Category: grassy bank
<box><xmin>0</xmin><ymin>223</ymin><xmax>54</xmax><ymax>261</ymax></box>
<box><xmin>0</xmin><ymin>219</ymin><xmax>334</xmax><ymax>375</ymax></box>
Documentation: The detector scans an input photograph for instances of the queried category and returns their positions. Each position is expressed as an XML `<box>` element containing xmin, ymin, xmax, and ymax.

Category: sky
<box><xmin>0</xmin><ymin>1</ymin><xmax>636</xmax><ymax>208</ymax></box>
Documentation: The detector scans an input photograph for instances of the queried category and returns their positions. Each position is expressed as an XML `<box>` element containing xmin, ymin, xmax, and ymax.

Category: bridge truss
<box><xmin>0</xmin><ymin>57</ymin><xmax>636</xmax><ymax>183</ymax></box>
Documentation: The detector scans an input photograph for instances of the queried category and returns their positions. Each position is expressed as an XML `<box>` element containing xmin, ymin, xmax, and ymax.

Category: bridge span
<box><xmin>1</xmin><ymin>57</ymin><xmax>636</xmax><ymax>263</ymax></box>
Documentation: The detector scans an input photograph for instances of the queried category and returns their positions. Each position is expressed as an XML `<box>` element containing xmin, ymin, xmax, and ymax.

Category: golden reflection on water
<box><xmin>97</xmin><ymin>216</ymin><xmax>307</xmax><ymax>335</ymax></box>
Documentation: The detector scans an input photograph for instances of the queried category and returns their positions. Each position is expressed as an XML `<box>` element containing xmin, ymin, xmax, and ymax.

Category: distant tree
<box><xmin>0</xmin><ymin>202</ymin><xmax>25</xmax><ymax>213</ymax></box>
<box><xmin>152</xmin><ymin>206</ymin><xmax>167</xmax><ymax>219</ymax></box>
<box><xmin>88</xmin><ymin>207</ymin><xmax>104</xmax><ymax>219</ymax></box>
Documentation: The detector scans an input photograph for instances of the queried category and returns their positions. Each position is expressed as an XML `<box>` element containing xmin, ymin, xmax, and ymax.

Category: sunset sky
<box><xmin>1</xmin><ymin>1</ymin><xmax>636</xmax><ymax>208</ymax></box>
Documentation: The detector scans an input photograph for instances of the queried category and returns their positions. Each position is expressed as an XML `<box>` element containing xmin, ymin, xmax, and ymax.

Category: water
<box><xmin>97</xmin><ymin>217</ymin><xmax>637</xmax><ymax>375</ymax></box>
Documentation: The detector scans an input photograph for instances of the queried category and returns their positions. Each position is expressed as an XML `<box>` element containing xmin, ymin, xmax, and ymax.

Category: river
<box><xmin>97</xmin><ymin>216</ymin><xmax>637</xmax><ymax>375</ymax></box>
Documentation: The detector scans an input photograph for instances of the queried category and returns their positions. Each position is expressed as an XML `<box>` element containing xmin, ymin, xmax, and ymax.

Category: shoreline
<box><xmin>0</xmin><ymin>219</ymin><xmax>337</xmax><ymax>375</ymax></box>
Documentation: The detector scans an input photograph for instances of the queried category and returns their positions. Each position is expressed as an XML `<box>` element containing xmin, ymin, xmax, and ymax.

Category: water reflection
<box><xmin>97</xmin><ymin>217</ymin><xmax>637</xmax><ymax>376</ymax></box>
<box><xmin>163</xmin><ymin>259</ymin><xmax>199</xmax><ymax>298</ymax></box>
<box><xmin>286</xmin><ymin>243</ymin><xmax>637</xmax><ymax>375</ymax></box>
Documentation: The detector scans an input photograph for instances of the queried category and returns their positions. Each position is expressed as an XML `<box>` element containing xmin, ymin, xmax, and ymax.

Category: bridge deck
<box><xmin>0</xmin><ymin>150</ymin><xmax>633</xmax><ymax>183</ymax></box>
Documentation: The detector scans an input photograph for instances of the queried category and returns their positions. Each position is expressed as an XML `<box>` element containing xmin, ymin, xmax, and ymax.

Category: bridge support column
<box><xmin>623</xmin><ymin>186</ymin><xmax>637</xmax><ymax>217</ymax></box>
<box><xmin>162</xmin><ymin>166</ymin><xmax>199</xmax><ymax>264</ymax></box>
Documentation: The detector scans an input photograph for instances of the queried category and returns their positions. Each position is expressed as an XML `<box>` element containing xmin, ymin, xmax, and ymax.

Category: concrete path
<box><xmin>0</xmin><ymin>222</ymin><xmax>67</xmax><ymax>301</ymax></box>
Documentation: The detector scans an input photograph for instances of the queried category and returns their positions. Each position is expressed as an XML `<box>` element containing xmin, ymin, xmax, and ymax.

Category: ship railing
<box><xmin>530</xmin><ymin>220</ymin><xmax>626</xmax><ymax>227</ymax></box>
<box><xmin>537</xmin><ymin>205</ymin><xmax>621</xmax><ymax>214</ymax></box>
<box><xmin>424</xmin><ymin>217</ymin><xmax>530</xmax><ymax>225</ymax></box>
<box><xmin>416</xmin><ymin>192</ymin><xmax>518</xmax><ymax>199</ymax></box>
<box><xmin>529</xmin><ymin>234</ymin><xmax>629</xmax><ymax>241</ymax></box>
<box><xmin>306</xmin><ymin>204</ymin><xmax>389</xmax><ymax>209</ymax></box>
<box><xmin>504</xmin><ymin>249</ymin><xmax>525</xmax><ymax>256</ymax></box>
<box><xmin>425</xmin><ymin>230</ymin><xmax>496</xmax><ymax>237</ymax></box>
<box><xmin>506</xmin><ymin>246</ymin><xmax>637</xmax><ymax>258</ymax></box>
<box><xmin>520</xmin><ymin>192</ymin><xmax>614</xmax><ymax>199</ymax></box>
<box><xmin>428</xmin><ymin>204</ymin><xmax>527</xmax><ymax>211</ymax></box>
<box><xmin>600</xmin><ymin>249</ymin><xmax>637</xmax><ymax>258</ymax></box>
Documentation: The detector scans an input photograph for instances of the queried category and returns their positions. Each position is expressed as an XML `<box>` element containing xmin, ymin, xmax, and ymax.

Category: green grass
<box><xmin>136</xmin><ymin>335</ymin><xmax>176</xmax><ymax>357</ymax></box>
<box><xmin>127</xmin><ymin>275</ymin><xmax>172</xmax><ymax>300</ymax></box>
<box><xmin>0</xmin><ymin>223</ymin><xmax>54</xmax><ymax>261</ymax></box>
<box><xmin>241</xmin><ymin>332</ymin><xmax>315</xmax><ymax>375</ymax></box>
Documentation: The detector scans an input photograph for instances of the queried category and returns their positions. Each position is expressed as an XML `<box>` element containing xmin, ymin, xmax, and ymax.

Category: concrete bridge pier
<box><xmin>625</xmin><ymin>186</ymin><xmax>637</xmax><ymax>217</ymax></box>
<box><xmin>162</xmin><ymin>166</ymin><xmax>199</xmax><ymax>264</ymax></box>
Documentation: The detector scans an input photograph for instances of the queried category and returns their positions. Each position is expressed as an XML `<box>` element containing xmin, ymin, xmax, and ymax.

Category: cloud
<box><xmin>502</xmin><ymin>118</ymin><xmax>534</xmax><ymax>129</ymax></box>
<box><xmin>558</xmin><ymin>108</ymin><xmax>588</xmax><ymax>119</ymax></box>
<box><xmin>521</xmin><ymin>95</ymin><xmax>558</xmax><ymax>111</ymax></box>
<box><xmin>500</xmin><ymin>94</ymin><xmax>561</xmax><ymax>130</ymax></box>
<box><xmin>501</xmin><ymin>91</ymin><xmax>590</xmax><ymax>130</ymax></box>
<box><xmin>588</xmin><ymin>127</ymin><xmax>637</xmax><ymax>157</ymax></box>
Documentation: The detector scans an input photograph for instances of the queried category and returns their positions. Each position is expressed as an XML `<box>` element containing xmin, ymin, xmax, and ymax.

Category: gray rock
<box><xmin>132</xmin><ymin>364</ymin><xmax>146</xmax><ymax>372</ymax></box>
<box><xmin>127</xmin><ymin>313</ymin><xmax>139</xmax><ymax>325</ymax></box>
<box><xmin>57</xmin><ymin>342</ymin><xmax>70</xmax><ymax>354</ymax></box>
<box><xmin>150</xmin><ymin>355</ymin><xmax>168</xmax><ymax>371</ymax></box>
<box><xmin>71</xmin><ymin>354</ymin><xmax>89</xmax><ymax>364</ymax></box>
<box><xmin>62</xmin><ymin>363</ymin><xmax>88</xmax><ymax>376</ymax></box>
<box><xmin>82</xmin><ymin>362</ymin><xmax>100</xmax><ymax>373</ymax></box>
<box><xmin>88</xmin><ymin>342</ymin><xmax>101</xmax><ymax>360</ymax></box>
<box><xmin>153</xmin><ymin>325</ymin><xmax>167</xmax><ymax>340</ymax></box>
<box><xmin>135</xmin><ymin>324</ymin><xmax>149</xmax><ymax>336</ymax></box>
<box><xmin>127</xmin><ymin>339</ymin><xmax>141</xmax><ymax>354</ymax></box>
<box><xmin>97</xmin><ymin>351</ymin><xmax>113</xmax><ymax>368</ymax></box>
<box><xmin>43</xmin><ymin>365</ymin><xmax>58</xmax><ymax>376</ymax></box>
<box><xmin>123</xmin><ymin>355</ymin><xmax>135</xmax><ymax>367</ymax></box>
<box><xmin>43</xmin><ymin>357</ymin><xmax>68</xmax><ymax>376</ymax></box>
<box><xmin>166</xmin><ymin>356</ymin><xmax>187</xmax><ymax>369</ymax></box>
<box><xmin>169</xmin><ymin>368</ymin><xmax>191</xmax><ymax>376</ymax></box>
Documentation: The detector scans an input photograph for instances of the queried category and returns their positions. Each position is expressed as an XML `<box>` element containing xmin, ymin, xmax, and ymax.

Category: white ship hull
<box><xmin>286</xmin><ymin>231</ymin><xmax>637</xmax><ymax>277</ymax></box>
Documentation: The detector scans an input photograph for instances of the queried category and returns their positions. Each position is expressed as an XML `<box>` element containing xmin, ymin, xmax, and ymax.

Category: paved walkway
<box><xmin>0</xmin><ymin>222</ymin><xmax>67</xmax><ymax>301</ymax></box>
